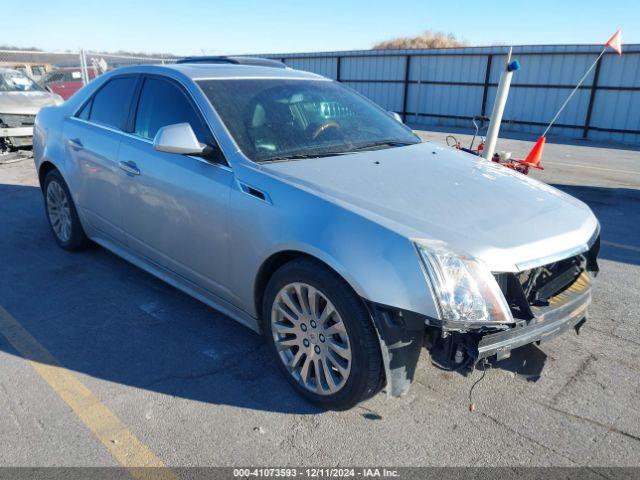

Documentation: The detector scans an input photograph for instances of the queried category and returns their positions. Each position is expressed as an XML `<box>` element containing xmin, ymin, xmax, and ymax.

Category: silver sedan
<box><xmin>33</xmin><ymin>60</ymin><xmax>600</xmax><ymax>409</ymax></box>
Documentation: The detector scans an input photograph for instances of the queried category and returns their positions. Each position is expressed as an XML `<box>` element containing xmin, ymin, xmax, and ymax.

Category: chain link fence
<box><xmin>0</xmin><ymin>48</ymin><xmax>176</xmax><ymax>85</ymax></box>
<box><xmin>0</xmin><ymin>49</ymin><xmax>177</xmax><ymax>161</ymax></box>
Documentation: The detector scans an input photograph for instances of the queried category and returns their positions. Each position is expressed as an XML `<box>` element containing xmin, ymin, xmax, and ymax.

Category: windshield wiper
<box><xmin>349</xmin><ymin>140</ymin><xmax>419</xmax><ymax>152</ymax></box>
<box><xmin>260</xmin><ymin>151</ymin><xmax>350</xmax><ymax>163</ymax></box>
<box><xmin>260</xmin><ymin>140</ymin><xmax>418</xmax><ymax>163</ymax></box>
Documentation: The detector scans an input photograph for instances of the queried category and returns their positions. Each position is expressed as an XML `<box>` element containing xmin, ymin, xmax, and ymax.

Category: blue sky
<box><xmin>5</xmin><ymin>0</ymin><xmax>638</xmax><ymax>55</ymax></box>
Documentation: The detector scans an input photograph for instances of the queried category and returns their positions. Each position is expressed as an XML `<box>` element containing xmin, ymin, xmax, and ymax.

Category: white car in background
<box><xmin>1</xmin><ymin>68</ymin><xmax>63</xmax><ymax>160</ymax></box>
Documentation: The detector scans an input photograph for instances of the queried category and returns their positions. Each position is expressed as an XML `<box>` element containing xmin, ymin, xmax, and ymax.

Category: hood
<box><xmin>262</xmin><ymin>142</ymin><xmax>599</xmax><ymax>272</ymax></box>
<box><xmin>0</xmin><ymin>91</ymin><xmax>62</xmax><ymax>115</ymax></box>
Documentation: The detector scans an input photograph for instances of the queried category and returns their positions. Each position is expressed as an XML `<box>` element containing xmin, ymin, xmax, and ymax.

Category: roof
<box><xmin>157</xmin><ymin>62</ymin><xmax>324</xmax><ymax>81</ymax></box>
<box><xmin>176</xmin><ymin>56</ymin><xmax>287</xmax><ymax>69</ymax></box>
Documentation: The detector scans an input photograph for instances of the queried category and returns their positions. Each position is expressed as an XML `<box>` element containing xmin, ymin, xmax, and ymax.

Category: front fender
<box><xmin>230</xmin><ymin>163</ymin><xmax>439</xmax><ymax>319</ymax></box>
<box><xmin>229</xmin><ymin>163</ymin><xmax>437</xmax><ymax>396</ymax></box>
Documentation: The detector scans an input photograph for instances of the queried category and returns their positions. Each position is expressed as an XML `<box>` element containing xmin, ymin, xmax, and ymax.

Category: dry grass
<box><xmin>372</xmin><ymin>30</ymin><xmax>467</xmax><ymax>50</ymax></box>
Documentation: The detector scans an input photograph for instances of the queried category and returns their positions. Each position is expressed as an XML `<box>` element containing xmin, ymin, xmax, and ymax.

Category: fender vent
<box><xmin>237</xmin><ymin>181</ymin><xmax>271</xmax><ymax>204</ymax></box>
<box><xmin>245</xmin><ymin>186</ymin><xmax>265</xmax><ymax>200</ymax></box>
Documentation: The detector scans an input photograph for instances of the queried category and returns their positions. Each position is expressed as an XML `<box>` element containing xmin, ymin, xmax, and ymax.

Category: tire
<box><xmin>262</xmin><ymin>258</ymin><xmax>383</xmax><ymax>410</ymax></box>
<box><xmin>43</xmin><ymin>169</ymin><xmax>89</xmax><ymax>251</ymax></box>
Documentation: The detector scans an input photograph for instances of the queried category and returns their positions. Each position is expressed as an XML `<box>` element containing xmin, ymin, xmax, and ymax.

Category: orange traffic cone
<box><xmin>521</xmin><ymin>136</ymin><xmax>545</xmax><ymax>170</ymax></box>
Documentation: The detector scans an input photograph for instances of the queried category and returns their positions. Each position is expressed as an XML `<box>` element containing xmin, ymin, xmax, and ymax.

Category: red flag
<box><xmin>606</xmin><ymin>30</ymin><xmax>622</xmax><ymax>55</ymax></box>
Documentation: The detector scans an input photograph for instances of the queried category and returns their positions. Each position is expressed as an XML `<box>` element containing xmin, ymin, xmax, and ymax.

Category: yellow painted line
<box><xmin>602</xmin><ymin>240</ymin><xmax>640</xmax><ymax>253</ymax></box>
<box><xmin>0</xmin><ymin>305</ymin><xmax>177</xmax><ymax>480</ymax></box>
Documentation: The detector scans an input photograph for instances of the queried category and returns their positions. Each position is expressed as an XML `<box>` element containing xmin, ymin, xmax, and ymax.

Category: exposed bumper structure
<box><xmin>1</xmin><ymin>113</ymin><xmax>36</xmax><ymax>148</ymax></box>
<box><xmin>477</xmin><ymin>271</ymin><xmax>591</xmax><ymax>360</ymax></box>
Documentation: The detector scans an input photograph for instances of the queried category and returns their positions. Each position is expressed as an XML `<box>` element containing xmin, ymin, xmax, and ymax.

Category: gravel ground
<box><xmin>0</xmin><ymin>130</ymin><xmax>638</xmax><ymax>468</ymax></box>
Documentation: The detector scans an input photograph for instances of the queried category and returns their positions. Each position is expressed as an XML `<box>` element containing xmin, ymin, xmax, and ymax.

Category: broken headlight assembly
<box><xmin>414</xmin><ymin>240</ymin><xmax>513</xmax><ymax>327</ymax></box>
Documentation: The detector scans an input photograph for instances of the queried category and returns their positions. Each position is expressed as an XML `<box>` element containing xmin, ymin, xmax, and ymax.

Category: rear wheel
<box><xmin>262</xmin><ymin>259</ymin><xmax>383</xmax><ymax>410</ymax></box>
<box><xmin>43</xmin><ymin>169</ymin><xmax>89</xmax><ymax>251</ymax></box>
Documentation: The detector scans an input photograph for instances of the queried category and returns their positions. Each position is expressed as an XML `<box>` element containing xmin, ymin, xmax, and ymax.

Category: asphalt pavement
<box><xmin>0</xmin><ymin>130</ymin><xmax>639</xmax><ymax>469</ymax></box>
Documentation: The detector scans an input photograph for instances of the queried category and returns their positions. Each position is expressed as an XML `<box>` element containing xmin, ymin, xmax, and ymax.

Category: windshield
<box><xmin>0</xmin><ymin>71</ymin><xmax>44</xmax><ymax>92</ymax></box>
<box><xmin>197</xmin><ymin>79</ymin><xmax>420</xmax><ymax>162</ymax></box>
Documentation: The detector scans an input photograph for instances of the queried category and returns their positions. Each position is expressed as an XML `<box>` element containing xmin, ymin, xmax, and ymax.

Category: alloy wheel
<box><xmin>271</xmin><ymin>282</ymin><xmax>352</xmax><ymax>395</ymax></box>
<box><xmin>46</xmin><ymin>180</ymin><xmax>72</xmax><ymax>243</ymax></box>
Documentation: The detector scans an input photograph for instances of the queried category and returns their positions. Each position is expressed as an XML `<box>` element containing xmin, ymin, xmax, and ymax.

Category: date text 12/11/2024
<box><xmin>233</xmin><ymin>468</ymin><xmax>400</xmax><ymax>478</ymax></box>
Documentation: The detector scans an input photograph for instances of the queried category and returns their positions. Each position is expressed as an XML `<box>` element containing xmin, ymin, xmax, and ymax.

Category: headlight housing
<box><xmin>414</xmin><ymin>240</ymin><xmax>513</xmax><ymax>325</ymax></box>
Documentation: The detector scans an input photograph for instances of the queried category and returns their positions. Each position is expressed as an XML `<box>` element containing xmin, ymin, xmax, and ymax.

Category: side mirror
<box><xmin>389</xmin><ymin>111</ymin><xmax>403</xmax><ymax>123</ymax></box>
<box><xmin>153</xmin><ymin>123</ymin><xmax>206</xmax><ymax>155</ymax></box>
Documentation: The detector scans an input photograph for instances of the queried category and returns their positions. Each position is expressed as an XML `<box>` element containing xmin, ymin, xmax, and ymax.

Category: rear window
<box><xmin>87</xmin><ymin>77</ymin><xmax>137</xmax><ymax>130</ymax></box>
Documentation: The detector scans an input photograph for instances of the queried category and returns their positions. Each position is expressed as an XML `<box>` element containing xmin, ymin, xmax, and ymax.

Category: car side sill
<box><xmin>91</xmin><ymin>236</ymin><xmax>260</xmax><ymax>333</ymax></box>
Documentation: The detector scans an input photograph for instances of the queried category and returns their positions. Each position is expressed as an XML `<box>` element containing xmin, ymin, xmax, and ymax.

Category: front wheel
<box><xmin>262</xmin><ymin>259</ymin><xmax>383</xmax><ymax>410</ymax></box>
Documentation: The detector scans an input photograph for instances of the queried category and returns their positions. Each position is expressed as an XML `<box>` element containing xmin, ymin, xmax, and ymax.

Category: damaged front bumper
<box><xmin>477</xmin><ymin>271</ymin><xmax>591</xmax><ymax>361</ymax></box>
<box><xmin>0</xmin><ymin>127</ymin><xmax>34</xmax><ymax>149</ymax></box>
<box><xmin>365</xmin><ymin>237</ymin><xmax>599</xmax><ymax>397</ymax></box>
<box><xmin>366</xmin><ymin>274</ymin><xmax>592</xmax><ymax>397</ymax></box>
<box><xmin>1</xmin><ymin>113</ymin><xmax>36</xmax><ymax>148</ymax></box>
<box><xmin>0</xmin><ymin>126</ymin><xmax>33</xmax><ymax>138</ymax></box>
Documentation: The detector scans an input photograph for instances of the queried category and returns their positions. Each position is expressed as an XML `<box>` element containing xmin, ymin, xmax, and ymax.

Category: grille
<box><xmin>494</xmin><ymin>236</ymin><xmax>600</xmax><ymax>321</ymax></box>
<box><xmin>517</xmin><ymin>256</ymin><xmax>584</xmax><ymax>305</ymax></box>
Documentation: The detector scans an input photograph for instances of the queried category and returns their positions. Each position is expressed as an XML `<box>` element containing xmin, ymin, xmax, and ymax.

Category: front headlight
<box><xmin>414</xmin><ymin>240</ymin><xmax>512</xmax><ymax>325</ymax></box>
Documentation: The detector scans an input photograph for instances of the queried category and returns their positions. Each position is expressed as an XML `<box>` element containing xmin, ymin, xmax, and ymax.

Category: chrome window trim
<box><xmin>67</xmin><ymin>116</ymin><xmax>232</xmax><ymax>172</ymax></box>
<box><xmin>192</xmin><ymin>76</ymin><xmax>328</xmax><ymax>81</ymax></box>
<box><xmin>514</xmin><ymin>223</ymin><xmax>600</xmax><ymax>272</ymax></box>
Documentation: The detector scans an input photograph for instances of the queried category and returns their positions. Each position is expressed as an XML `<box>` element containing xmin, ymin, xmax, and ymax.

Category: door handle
<box><xmin>119</xmin><ymin>161</ymin><xmax>140</xmax><ymax>176</ymax></box>
<box><xmin>68</xmin><ymin>138</ymin><xmax>83</xmax><ymax>151</ymax></box>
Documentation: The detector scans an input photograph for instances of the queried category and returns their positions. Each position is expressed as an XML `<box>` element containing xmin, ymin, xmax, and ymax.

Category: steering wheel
<box><xmin>310</xmin><ymin>121</ymin><xmax>342</xmax><ymax>141</ymax></box>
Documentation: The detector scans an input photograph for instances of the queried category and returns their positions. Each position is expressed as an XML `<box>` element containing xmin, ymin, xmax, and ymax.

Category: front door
<box><xmin>118</xmin><ymin>76</ymin><xmax>234</xmax><ymax>299</ymax></box>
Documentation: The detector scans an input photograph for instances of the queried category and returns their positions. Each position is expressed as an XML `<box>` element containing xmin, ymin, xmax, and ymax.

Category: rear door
<box><xmin>117</xmin><ymin>75</ymin><xmax>234</xmax><ymax>299</ymax></box>
<box><xmin>63</xmin><ymin>75</ymin><xmax>139</xmax><ymax>245</ymax></box>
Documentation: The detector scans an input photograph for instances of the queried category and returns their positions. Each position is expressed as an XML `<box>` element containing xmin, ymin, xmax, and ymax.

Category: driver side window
<box><xmin>134</xmin><ymin>77</ymin><xmax>210</xmax><ymax>144</ymax></box>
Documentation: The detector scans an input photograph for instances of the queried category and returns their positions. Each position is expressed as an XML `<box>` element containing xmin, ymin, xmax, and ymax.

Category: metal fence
<box><xmin>258</xmin><ymin>45</ymin><xmax>640</xmax><ymax>145</ymax></box>
<box><xmin>3</xmin><ymin>45</ymin><xmax>640</xmax><ymax>145</ymax></box>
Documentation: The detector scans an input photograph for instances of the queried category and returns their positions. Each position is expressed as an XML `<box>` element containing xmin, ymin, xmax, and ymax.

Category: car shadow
<box><xmin>551</xmin><ymin>184</ymin><xmax>640</xmax><ymax>266</ymax></box>
<box><xmin>481</xmin><ymin>344</ymin><xmax>548</xmax><ymax>382</ymax></box>
<box><xmin>0</xmin><ymin>181</ymin><xmax>320</xmax><ymax>414</ymax></box>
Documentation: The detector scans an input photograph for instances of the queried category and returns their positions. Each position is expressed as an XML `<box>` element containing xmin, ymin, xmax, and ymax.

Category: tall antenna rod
<box><xmin>542</xmin><ymin>47</ymin><xmax>607</xmax><ymax>137</ymax></box>
<box><xmin>520</xmin><ymin>30</ymin><xmax>621</xmax><ymax>170</ymax></box>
